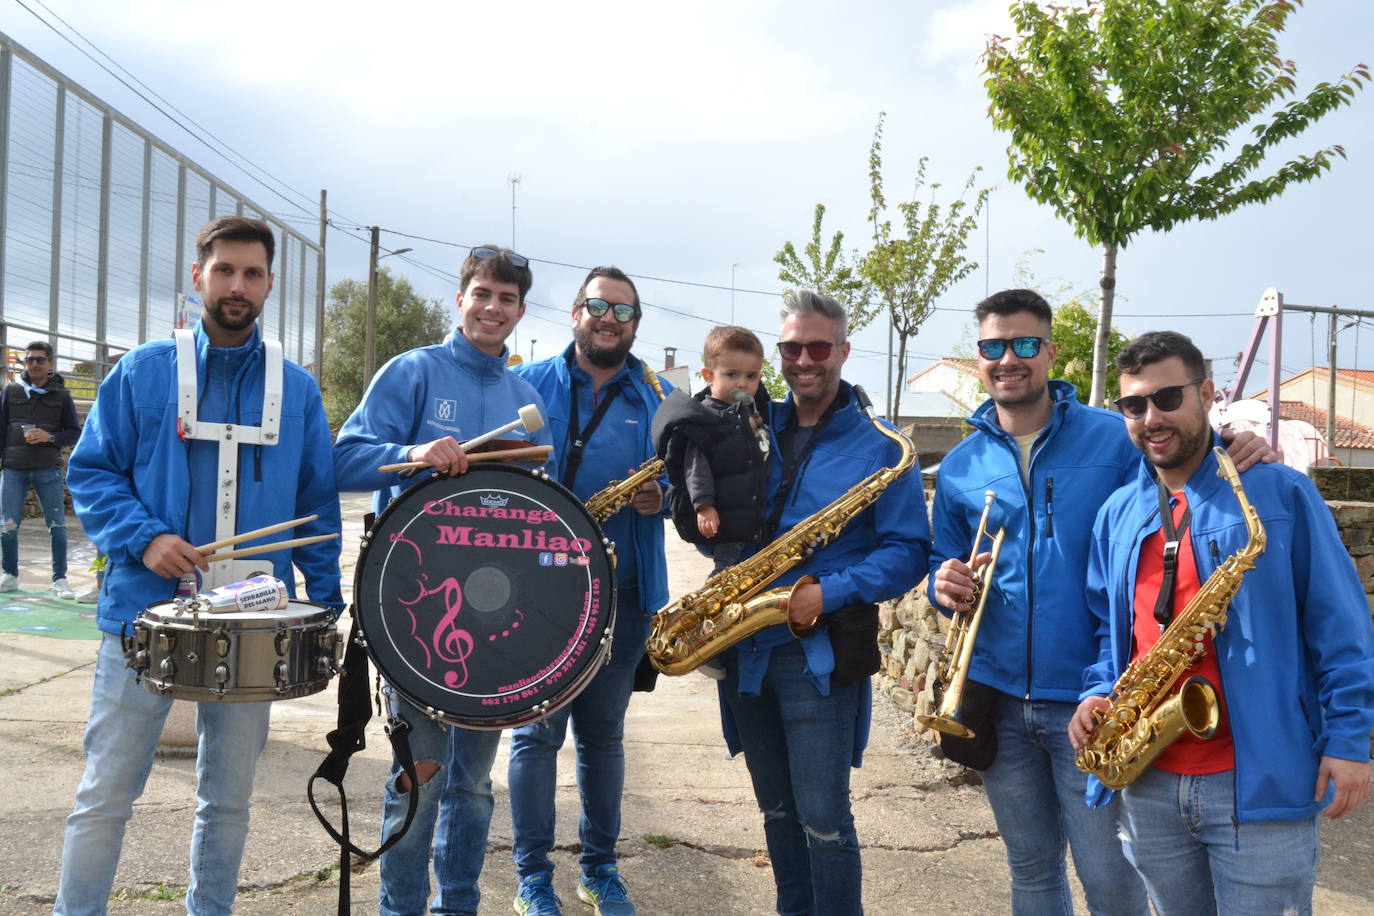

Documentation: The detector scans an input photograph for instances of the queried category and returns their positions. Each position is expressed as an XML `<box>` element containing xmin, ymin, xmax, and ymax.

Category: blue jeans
<box><xmin>508</xmin><ymin>596</ymin><xmax>651</xmax><ymax>880</ymax></box>
<box><xmin>720</xmin><ymin>640</ymin><xmax>864</xmax><ymax>916</ymax></box>
<box><xmin>979</xmin><ymin>694</ymin><xmax>1149</xmax><ymax>916</ymax></box>
<box><xmin>1</xmin><ymin>465</ymin><xmax>68</xmax><ymax>579</ymax></box>
<box><xmin>55</xmin><ymin>634</ymin><xmax>272</xmax><ymax>916</ymax></box>
<box><xmin>377</xmin><ymin>689</ymin><xmax>502</xmax><ymax>916</ymax></box>
<box><xmin>1119</xmin><ymin>767</ymin><xmax>1319</xmax><ymax>915</ymax></box>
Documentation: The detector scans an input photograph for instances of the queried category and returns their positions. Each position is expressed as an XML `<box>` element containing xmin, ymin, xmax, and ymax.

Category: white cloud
<box><xmin>923</xmin><ymin>0</ymin><xmax>1013</xmax><ymax>65</ymax></box>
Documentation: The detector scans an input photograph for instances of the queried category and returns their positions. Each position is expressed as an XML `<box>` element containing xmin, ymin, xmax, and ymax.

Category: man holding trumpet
<box><xmin>334</xmin><ymin>243</ymin><xmax>553</xmax><ymax>916</ymax></box>
<box><xmin>928</xmin><ymin>289</ymin><xmax>1272</xmax><ymax>914</ymax></box>
<box><xmin>55</xmin><ymin>217</ymin><xmax>343</xmax><ymax>915</ymax></box>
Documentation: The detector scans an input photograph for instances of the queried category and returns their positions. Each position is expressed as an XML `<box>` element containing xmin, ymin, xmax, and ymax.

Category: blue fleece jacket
<box><xmin>722</xmin><ymin>382</ymin><xmax>930</xmax><ymax>762</ymax></box>
<box><xmin>1082</xmin><ymin>440</ymin><xmax>1374</xmax><ymax>821</ymax></box>
<box><xmin>68</xmin><ymin>322</ymin><xmax>343</xmax><ymax>634</ymax></box>
<box><xmin>511</xmin><ymin>345</ymin><xmax>672</xmax><ymax>612</ymax></box>
<box><xmin>928</xmin><ymin>380</ymin><xmax>1139</xmax><ymax>702</ymax></box>
<box><xmin>333</xmin><ymin>331</ymin><xmax>556</xmax><ymax>512</ymax></box>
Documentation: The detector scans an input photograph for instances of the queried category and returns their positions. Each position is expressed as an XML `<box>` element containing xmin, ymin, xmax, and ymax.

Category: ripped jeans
<box><xmin>721</xmin><ymin>640</ymin><xmax>864</xmax><ymax>916</ymax></box>
<box><xmin>1</xmin><ymin>466</ymin><xmax>68</xmax><ymax>579</ymax></box>
<box><xmin>376</xmin><ymin>688</ymin><xmax>502</xmax><ymax>916</ymax></box>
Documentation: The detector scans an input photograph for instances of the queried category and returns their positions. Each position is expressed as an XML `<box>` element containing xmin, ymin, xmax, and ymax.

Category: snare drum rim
<box><xmin>140</xmin><ymin>598</ymin><xmax>335</xmax><ymax>628</ymax></box>
<box><xmin>353</xmin><ymin>464</ymin><xmax>618</xmax><ymax>728</ymax></box>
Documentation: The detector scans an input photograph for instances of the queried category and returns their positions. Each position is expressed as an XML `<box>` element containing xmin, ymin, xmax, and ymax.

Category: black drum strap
<box><xmin>307</xmin><ymin>615</ymin><xmax>420</xmax><ymax>916</ymax></box>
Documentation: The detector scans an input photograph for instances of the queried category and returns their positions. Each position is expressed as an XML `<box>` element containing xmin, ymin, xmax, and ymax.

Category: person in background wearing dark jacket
<box><xmin>929</xmin><ymin>289</ymin><xmax>1271</xmax><ymax>915</ymax></box>
<box><xmin>719</xmin><ymin>290</ymin><xmax>929</xmax><ymax>916</ymax></box>
<box><xmin>653</xmin><ymin>324</ymin><xmax>770</xmax><ymax>575</ymax></box>
<box><xmin>1070</xmin><ymin>330</ymin><xmax>1373</xmax><ymax>914</ymax></box>
<box><xmin>0</xmin><ymin>339</ymin><xmax>81</xmax><ymax>598</ymax></box>
<box><xmin>508</xmin><ymin>265</ymin><xmax>672</xmax><ymax>916</ymax></box>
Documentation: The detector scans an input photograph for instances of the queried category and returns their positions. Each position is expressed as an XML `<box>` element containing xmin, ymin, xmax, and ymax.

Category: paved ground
<box><xmin>0</xmin><ymin>499</ymin><xmax>1371</xmax><ymax>914</ymax></box>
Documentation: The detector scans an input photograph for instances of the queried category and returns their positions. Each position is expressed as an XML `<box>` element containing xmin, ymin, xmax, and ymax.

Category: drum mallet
<box><xmin>380</xmin><ymin>404</ymin><xmax>546</xmax><ymax>475</ymax></box>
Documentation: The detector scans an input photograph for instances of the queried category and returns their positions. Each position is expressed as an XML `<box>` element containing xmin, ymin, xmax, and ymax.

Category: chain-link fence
<box><xmin>0</xmin><ymin>31</ymin><xmax>324</xmax><ymax>402</ymax></box>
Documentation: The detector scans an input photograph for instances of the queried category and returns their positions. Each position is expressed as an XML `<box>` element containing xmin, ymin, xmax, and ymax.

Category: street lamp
<box><xmin>530</xmin><ymin>338</ymin><xmax>537</xmax><ymax>361</ymax></box>
<box><xmin>364</xmin><ymin>225</ymin><xmax>413</xmax><ymax>383</ymax></box>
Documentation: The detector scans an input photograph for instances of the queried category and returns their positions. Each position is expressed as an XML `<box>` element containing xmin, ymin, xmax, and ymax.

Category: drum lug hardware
<box><xmin>216</xmin><ymin>632</ymin><xmax>231</xmax><ymax>657</ymax></box>
<box><xmin>185</xmin><ymin>651</ymin><xmax>199</xmax><ymax>663</ymax></box>
<box><xmin>158</xmin><ymin>632</ymin><xmax>177</xmax><ymax>653</ymax></box>
<box><xmin>274</xmin><ymin>631</ymin><xmax>290</xmax><ymax>655</ymax></box>
<box><xmin>274</xmin><ymin>660</ymin><xmax>289</xmax><ymax>685</ymax></box>
<box><xmin>215</xmin><ymin>662</ymin><xmax>231</xmax><ymax>687</ymax></box>
<box><xmin>159</xmin><ymin>657</ymin><xmax>176</xmax><ymax>679</ymax></box>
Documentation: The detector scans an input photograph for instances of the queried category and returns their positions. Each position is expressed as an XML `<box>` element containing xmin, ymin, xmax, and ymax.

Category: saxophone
<box><xmin>646</xmin><ymin>387</ymin><xmax>916</xmax><ymax>676</ymax></box>
<box><xmin>1075</xmin><ymin>447</ymin><xmax>1266</xmax><ymax>790</ymax></box>
<box><xmin>582</xmin><ymin>364</ymin><xmax>668</xmax><ymax>523</ymax></box>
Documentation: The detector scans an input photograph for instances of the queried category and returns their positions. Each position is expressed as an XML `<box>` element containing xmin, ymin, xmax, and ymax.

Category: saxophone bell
<box><xmin>919</xmin><ymin>490</ymin><xmax>1005</xmax><ymax>740</ymax></box>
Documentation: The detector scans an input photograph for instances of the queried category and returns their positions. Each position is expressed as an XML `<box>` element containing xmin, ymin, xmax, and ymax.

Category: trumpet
<box><xmin>918</xmin><ymin>490</ymin><xmax>1005</xmax><ymax>739</ymax></box>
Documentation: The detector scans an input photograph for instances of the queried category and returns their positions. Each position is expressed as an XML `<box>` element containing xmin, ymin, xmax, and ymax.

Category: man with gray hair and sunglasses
<box><xmin>715</xmin><ymin>289</ymin><xmax>929</xmax><ymax>915</ymax></box>
<box><xmin>334</xmin><ymin>243</ymin><xmax>554</xmax><ymax>916</ymax></box>
<box><xmin>927</xmin><ymin>289</ymin><xmax>1272</xmax><ymax>913</ymax></box>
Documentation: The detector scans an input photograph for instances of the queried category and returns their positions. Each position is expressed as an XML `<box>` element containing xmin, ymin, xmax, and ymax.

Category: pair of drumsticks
<box><xmin>196</xmin><ymin>515</ymin><xmax>338</xmax><ymax>562</ymax></box>
<box><xmin>376</xmin><ymin>403</ymin><xmax>550</xmax><ymax>474</ymax></box>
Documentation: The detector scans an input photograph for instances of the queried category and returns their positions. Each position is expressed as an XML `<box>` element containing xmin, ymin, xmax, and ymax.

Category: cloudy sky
<box><xmin>5</xmin><ymin>0</ymin><xmax>1372</xmax><ymax>412</ymax></box>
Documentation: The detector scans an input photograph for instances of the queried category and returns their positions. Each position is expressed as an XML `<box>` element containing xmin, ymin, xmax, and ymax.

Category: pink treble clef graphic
<box><xmin>398</xmin><ymin>575</ymin><xmax>475</xmax><ymax>689</ymax></box>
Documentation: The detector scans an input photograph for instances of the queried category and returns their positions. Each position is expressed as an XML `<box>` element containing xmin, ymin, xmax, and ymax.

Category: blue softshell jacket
<box><xmin>511</xmin><ymin>345</ymin><xmax>672</xmax><ymax>613</ymax></box>
<box><xmin>68</xmin><ymin>322</ymin><xmax>343</xmax><ymax>634</ymax></box>
<box><xmin>1082</xmin><ymin>439</ymin><xmax>1374</xmax><ymax>821</ymax></box>
<box><xmin>333</xmin><ymin>330</ymin><xmax>557</xmax><ymax>512</ymax></box>
<box><xmin>722</xmin><ymin>382</ymin><xmax>931</xmax><ymax>763</ymax></box>
<box><xmin>928</xmin><ymin>380</ymin><xmax>1139</xmax><ymax>702</ymax></box>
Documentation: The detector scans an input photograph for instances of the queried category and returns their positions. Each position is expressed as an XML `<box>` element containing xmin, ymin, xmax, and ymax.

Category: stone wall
<box><xmin>878</xmin><ymin>497</ymin><xmax>1374</xmax><ymax>762</ymax></box>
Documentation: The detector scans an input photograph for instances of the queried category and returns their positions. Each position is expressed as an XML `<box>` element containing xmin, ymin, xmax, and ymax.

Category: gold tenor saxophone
<box><xmin>1075</xmin><ymin>447</ymin><xmax>1266</xmax><ymax>789</ymax></box>
<box><xmin>582</xmin><ymin>364</ymin><xmax>668</xmax><ymax>524</ymax></box>
<box><xmin>918</xmin><ymin>491</ymin><xmax>1005</xmax><ymax>739</ymax></box>
<box><xmin>646</xmin><ymin>387</ymin><xmax>916</xmax><ymax>676</ymax></box>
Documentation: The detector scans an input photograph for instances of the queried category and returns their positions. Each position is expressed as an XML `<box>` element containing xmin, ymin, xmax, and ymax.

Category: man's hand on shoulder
<box><xmin>142</xmin><ymin>533</ymin><xmax>208</xmax><ymax>579</ymax></box>
<box><xmin>408</xmin><ymin>437</ymin><xmax>470</xmax><ymax>476</ymax></box>
<box><xmin>1316</xmin><ymin>755</ymin><xmax>1371</xmax><ymax>819</ymax></box>
<box><xmin>1220</xmin><ymin>427</ymin><xmax>1281</xmax><ymax>472</ymax></box>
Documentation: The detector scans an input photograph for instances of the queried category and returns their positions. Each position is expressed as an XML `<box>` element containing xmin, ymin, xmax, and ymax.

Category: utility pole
<box><xmin>510</xmin><ymin>174</ymin><xmax>521</xmax><ymax>248</ymax></box>
<box><xmin>365</xmin><ymin>225</ymin><xmax>379</xmax><ymax>384</ymax></box>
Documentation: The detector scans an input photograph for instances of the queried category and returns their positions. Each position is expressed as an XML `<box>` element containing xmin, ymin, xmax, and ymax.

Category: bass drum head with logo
<box><xmin>355</xmin><ymin>464</ymin><xmax>616</xmax><ymax>729</ymax></box>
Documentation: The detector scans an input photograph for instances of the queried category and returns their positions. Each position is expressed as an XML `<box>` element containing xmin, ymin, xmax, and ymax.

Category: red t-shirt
<box><xmin>1131</xmin><ymin>491</ymin><xmax>1234</xmax><ymax>774</ymax></box>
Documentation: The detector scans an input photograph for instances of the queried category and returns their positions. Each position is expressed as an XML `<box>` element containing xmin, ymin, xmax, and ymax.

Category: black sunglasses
<box><xmin>24</xmin><ymin>356</ymin><xmax>49</xmax><ymax>364</ymax></box>
<box><xmin>1113</xmin><ymin>381</ymin><xmax>1203</xmax><ymax>419</ymax></box>
<box><xmin>581</xmin><ymin>298</ymin><xmax>639</xmax><ymax>323</ymax></box>
<box><xmin>777</xmin><ymin>340</ymin><xmax>835</xmax><ymax>361</ymax></box>
<box><xmin>977</xmin><ymin>336</ymin><xmax>1047</xmax><ymax>360</ymax></box>
<box><xmin>471</xmin><ymin>246</ymin><xmax>529</xmax><ymax>268</ymax></box>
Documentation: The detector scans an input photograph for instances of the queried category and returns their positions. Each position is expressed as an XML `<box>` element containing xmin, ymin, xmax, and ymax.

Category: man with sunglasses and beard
<box><xmin>716</xmin><ymin>290</ymin><xmax>929</xmax><ymax>916</ymax></box>
<box><xmin>1069</xmin><ymin>330</ymin><xmax>1373</xmax><ymax>914</ymax></box>
<box><xmin>334</xmin><ymin>244</ymin><xmax>554</xmax><ymax>916</ymax></box>
<box><xmin>928</xmin><ymin>290</ymin><xmax>1272</xmax><ymax>914</ymax></box>
<box><xmin>506</xmin><ymin>266</ymin><xmax>672</xmax><ymax>916</ymax></box>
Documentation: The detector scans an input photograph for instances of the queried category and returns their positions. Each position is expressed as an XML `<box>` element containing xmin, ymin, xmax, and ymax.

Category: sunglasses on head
<box><xmin>1113</xmin><ymin>381</ymin><xmax>1203</xmax><ymax>419</ymax></box>
<box><xmin>777</xmin><ymin>340</ymin><xmax>835</xmax><ymax>361</ymax></box>
<box><xmin>977</xmin><ymin>336</ymin><xmax>1047</xmax><ymax>360</ymax></box>
<box><xmin>24</xmin><ymin>356</ymin><xmax>48</xmax><ymax>364</ymax></box>
<box><xmin>581</xmin><ymin>298</ymin><xmax>639</xmax><ymax>323</ymax></box>
<box><xmin>471</xmin><ymin>246</ymin><xmax>529</xmax><ymax>269</ymax></box>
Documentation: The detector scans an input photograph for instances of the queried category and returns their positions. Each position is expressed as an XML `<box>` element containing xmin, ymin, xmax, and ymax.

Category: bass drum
<box><xmin>354</xmin><ymin>464</ymin><xmax>616</xmax><ymax>729</ymax></box>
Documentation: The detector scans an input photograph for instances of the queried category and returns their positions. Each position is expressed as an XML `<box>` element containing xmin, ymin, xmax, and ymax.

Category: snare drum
<box><xmin>125</xmin><ymin>600</ymin><xmax>341</xmax><ymax>702</ymax></box>
<box><xmin>354</xmin><ymin>464</ymin><xmax>616</xmax><ymax>729</ymax></box>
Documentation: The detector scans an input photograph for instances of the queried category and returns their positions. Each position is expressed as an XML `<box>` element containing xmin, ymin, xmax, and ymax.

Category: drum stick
<box><xmin>377</xmin><ymin>443</ymin><xmax>553</xmax><ymax>474</ymax></box>
<box><xmin>204</xmin><ymin>533</ymin><xmax>340</xmax><ymax>563</ymax></box>
<box><xmin>194</xmin><ymin>514</ymin><xmax>319</xmax><ymax>554</ymax></box>
<box><xmin>461</xmin><ymin>404</ymin><xmax>545</xmax><ymax>453</ymax></box>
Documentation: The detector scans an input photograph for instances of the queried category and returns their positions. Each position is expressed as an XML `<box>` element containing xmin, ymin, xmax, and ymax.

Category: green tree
<box><xmin>983</xmin><ymin>0</ymin><xmax>1368</xmax><ymax>407</ymax></box>
<box><xmin>860</xmin><ymin>113</ymin><xmax>988</xmax><ymax>422</ymax></box>
<box><xmin>1051</xmin><ymin>299</ymin><xmax>1129</xmax><ymax>403</ymax></box>
<box><xmin>774</xmin><ymin>203</ymin><xmax>878</xmax><ymax>335</ymax></box>
<box><xmin>322</xmin><ymin>267</ymin><xmax>450</xmax><ymax>425</ymax></box>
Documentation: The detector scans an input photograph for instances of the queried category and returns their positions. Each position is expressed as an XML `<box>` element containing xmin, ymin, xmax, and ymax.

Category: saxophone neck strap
<box><xmin>765</xmin><ymin>392</ymin><xmax>847</xmax><ymax>538</ymax></box>
<box><xmin>561</xmin><ymin>369</ymin><xmax>622</xmax><ymax>491</ymax></box>
<box><xmin>1153</xmin><ymin>480</ymin><xmax>1192</xmax><ymax>629</ymax></box>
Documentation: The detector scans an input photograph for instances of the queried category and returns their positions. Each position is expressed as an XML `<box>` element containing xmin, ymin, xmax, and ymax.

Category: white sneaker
<box><xmin>51</xmin><ymin>578</ymin><xmax>75</xmax><ymax>600</ymax></box>
<box><xmin>0</xmin><ymin>573</ymin><xmax>17</xmax><ymax>592</ymax></box>
<box><xmin>76</xmin><ymin>587</ymin><xmax>100</xmax><ymax>604</ymax></box>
